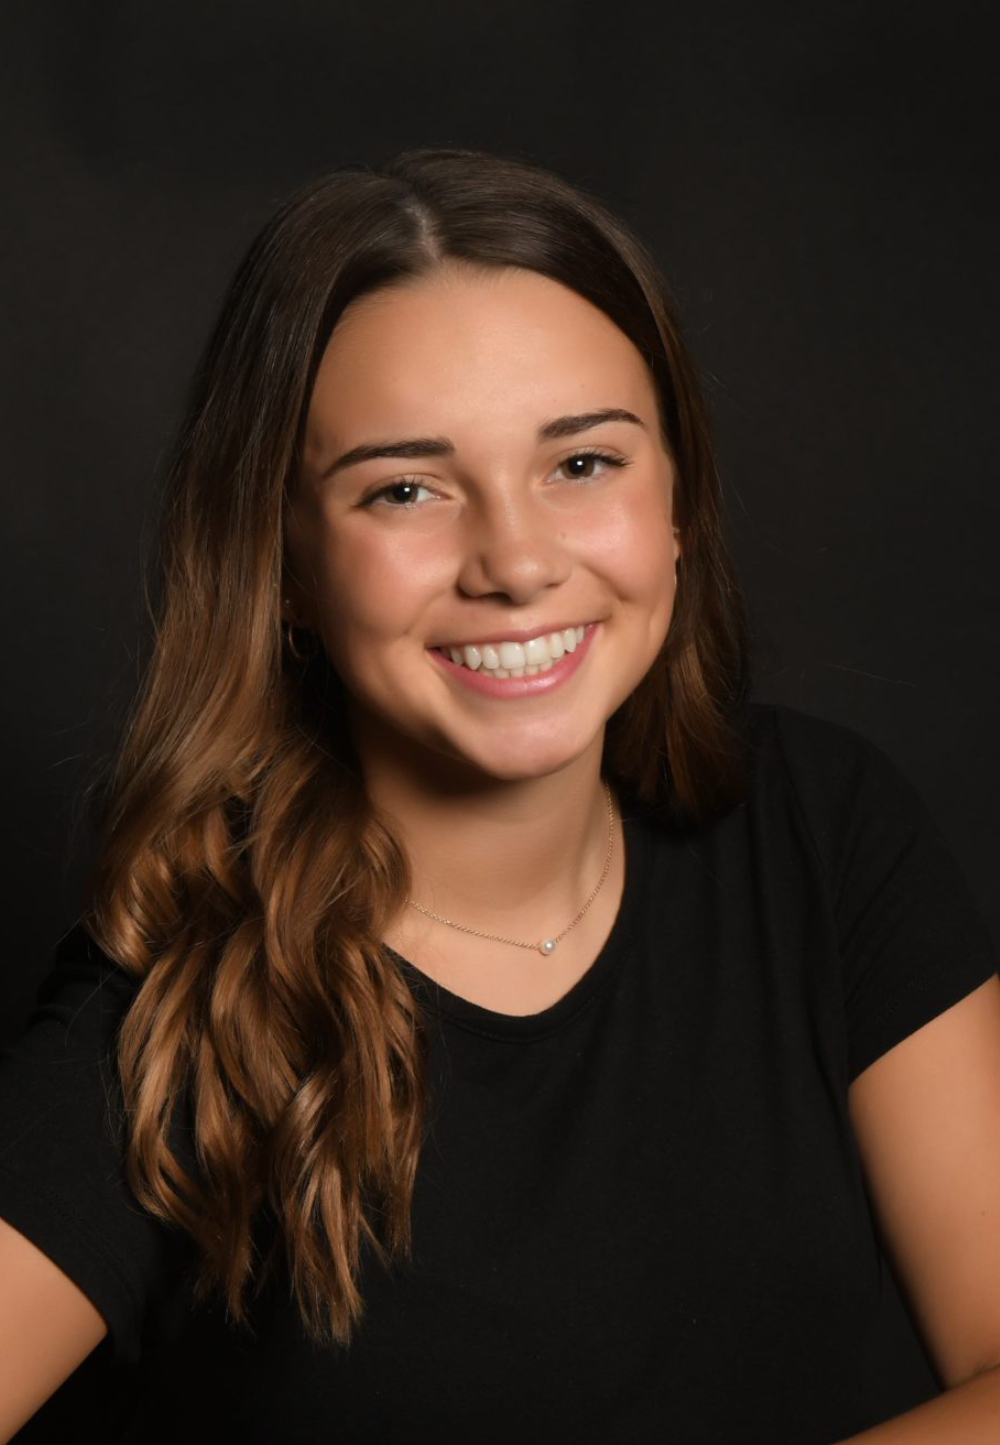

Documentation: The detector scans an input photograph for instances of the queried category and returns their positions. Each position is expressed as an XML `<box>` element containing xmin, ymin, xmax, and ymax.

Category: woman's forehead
<box><xmin>305</xmin><ymin>267</ymin><xmax>657</xmax><ymax>458</ymax></box>
<box><xmin>322</xmin><ymin>264</ymin><xmax>639</xmax><ymax>366</ymax></box>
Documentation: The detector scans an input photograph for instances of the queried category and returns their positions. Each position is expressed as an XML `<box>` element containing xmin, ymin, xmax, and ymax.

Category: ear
<box><xmin>281</xmin><ymin>537</ymin><xmax>318</xmax><ymax>628</ymax></box>
<box><xmin>281</xmin><ymin>580</ymin><xmax>315</xmax><ymax>631</ymax></box>
<box><xmin>282</xmin><ymin>505</ymin><xmax>319</xmax><ymax>630</ymax></box>
<box><xmin>672</xmin><ymin>525</ymin><xmax>682</xmax><ymax>570</ymax></box>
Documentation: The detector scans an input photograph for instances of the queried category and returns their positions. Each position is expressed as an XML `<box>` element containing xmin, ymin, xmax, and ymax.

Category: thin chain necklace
<box><xmin>405</xmin><ymin>780</ymin><xmax>616</xmax><ymax>956</ymax></box>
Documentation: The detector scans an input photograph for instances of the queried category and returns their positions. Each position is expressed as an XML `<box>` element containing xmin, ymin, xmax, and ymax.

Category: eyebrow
<box><xmin>319</xmin><ymin>407</ymin><xmax>646</xmax><ymax>481</ymax></box>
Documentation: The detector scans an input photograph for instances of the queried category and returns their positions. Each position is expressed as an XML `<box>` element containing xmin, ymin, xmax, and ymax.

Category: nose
<box><xmin>454</xmin><ymin>487</ymin><xmax>572</xmax><ymax>605</ymax></box>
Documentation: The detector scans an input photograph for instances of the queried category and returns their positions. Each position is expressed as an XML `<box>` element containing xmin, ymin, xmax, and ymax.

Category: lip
<box><xmin>432</xmin><ymin>620</ymin><xmax>594</xmax><ymax>648</ymax></box>
<box><xmin>428</xmin><ymin>622</ymin><xmax>598</xmax><ymax>699</ymax></box>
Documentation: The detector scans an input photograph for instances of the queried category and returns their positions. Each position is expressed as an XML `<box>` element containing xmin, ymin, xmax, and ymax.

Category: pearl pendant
<box><xmin>539</xmin><ymin>939</ymin><xmax>556</xmax><ymax>955</ymax></box>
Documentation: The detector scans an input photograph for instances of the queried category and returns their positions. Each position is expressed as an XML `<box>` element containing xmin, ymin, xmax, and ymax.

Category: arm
<box><xmin>836</xmin><ymin>973</ymin><xmax>1000</xmax><ymax>1442</ymax></box>
<box><xmin>0</xmin><ymin>1215</ymin><xmax>108</xmax><ymax>1443</ymax></box>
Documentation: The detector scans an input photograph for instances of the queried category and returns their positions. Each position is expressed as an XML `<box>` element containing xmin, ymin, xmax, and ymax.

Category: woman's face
<box><xmin>287</xmin><ymin>262</ymin><xmax>681</xmax><ymax>786</ymax></box>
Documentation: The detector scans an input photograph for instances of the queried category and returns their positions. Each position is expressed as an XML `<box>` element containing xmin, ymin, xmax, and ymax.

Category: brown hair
<box><xmin>84</xmin><ymin>146</ymin><xmax>752</xmax><ymax>1347</ymax></box>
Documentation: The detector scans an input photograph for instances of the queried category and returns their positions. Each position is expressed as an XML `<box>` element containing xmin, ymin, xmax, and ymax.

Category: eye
<box><xmin>553</xmin><ymin>448</ymin><xmax>629</xmax><ymax>482</ymax></box>
<box><xmin>358</xmin><ymin>477</ymin><xmax>436</xmax><ymax>510</ymax></box>
<box><xmin>358</xmin><ymin>447</ymin><xmax>629</xmax><ymax>511</ymax></box>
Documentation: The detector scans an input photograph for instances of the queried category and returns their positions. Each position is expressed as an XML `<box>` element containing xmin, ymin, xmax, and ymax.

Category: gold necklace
<box><xmin>405</xmin><ymin>780</ymin><xmax>616</xmax><ymax>956</ymax></box>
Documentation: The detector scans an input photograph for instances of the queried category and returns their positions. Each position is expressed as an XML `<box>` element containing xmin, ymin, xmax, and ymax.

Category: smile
<box><xmin>429</xmin><ymin>624</ymin><xmax>597</xmax><ymax>698</ymax></box>
<box><xmin>433</xmin><ymin>625</ymin><xmax>586</xmax><ymax>678</ymax></box>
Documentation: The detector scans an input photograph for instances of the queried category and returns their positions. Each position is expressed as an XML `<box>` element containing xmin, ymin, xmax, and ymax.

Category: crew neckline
<box><xmin>384</xmin><ymin>805</ymin><xmax>654</xmax><ymax>1041</ymax></box>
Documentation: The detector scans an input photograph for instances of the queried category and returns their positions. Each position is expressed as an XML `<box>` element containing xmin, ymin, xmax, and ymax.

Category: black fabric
<box><xmin>1</xmin><ymin>703</ymin><xmax>996</xmax><ymax>1443</ymax></box>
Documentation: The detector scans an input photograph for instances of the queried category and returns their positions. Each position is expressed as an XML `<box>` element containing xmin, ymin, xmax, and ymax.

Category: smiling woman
<box><xmin>287</xmin><ymin>262</ymin><xmax>683</xmax><ymax>802</ymax></box>
<box><xmin>0</xmin><ymin>147</ymin><xmax>997</xmax><ymax>1445</ymax></box>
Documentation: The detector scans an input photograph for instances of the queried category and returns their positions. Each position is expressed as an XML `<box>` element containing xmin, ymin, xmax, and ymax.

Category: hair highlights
<box><xmin>85</xmin><ymin>147</ymin><xmax>752</xmax><ymax>1347</ymax></box>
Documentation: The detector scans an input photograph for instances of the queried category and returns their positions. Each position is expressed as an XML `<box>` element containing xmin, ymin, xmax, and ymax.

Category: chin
<box><xmin>447</xmin><ymin>732</ymin><xmax>602</xmax><ymax>786</ymax></box>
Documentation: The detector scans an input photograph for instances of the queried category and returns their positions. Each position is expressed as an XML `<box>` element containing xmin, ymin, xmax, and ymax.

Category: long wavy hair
<box><xmin>84</xmin><ymin>146</ymin><xmax>753</xmax><ymax>1348</ymax></box>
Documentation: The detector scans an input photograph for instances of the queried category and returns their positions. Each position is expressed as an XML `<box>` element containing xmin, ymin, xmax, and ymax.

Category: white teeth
<box><xmin>498</xmin><ymin>640</ymin><xmax>526</xmax><ymax>669</ymax></box>
<box><xmin>438</xmin><ymin>624</ymin><xmax>590</xmax><ymax>677</ymax></box>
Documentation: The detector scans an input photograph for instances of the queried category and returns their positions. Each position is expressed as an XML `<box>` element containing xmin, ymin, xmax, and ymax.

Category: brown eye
<box><xmin>360</xmin><ymin>478</ymin><xmax>434</xmax><ymax>509</ymax></box>
<box><xmin>556</xmin><ymin>450</ymin><xmax>627</xmax><ymax>482</ymax></box>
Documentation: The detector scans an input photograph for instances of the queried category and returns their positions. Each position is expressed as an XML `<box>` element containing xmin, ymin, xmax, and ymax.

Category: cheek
<box><xmin>308</xmin><ymin>521</ymin><xmax>447</xmax><ymax>662</ymax></box>
<box><xmin>593</xmin><ymin>490</ymin><xmax>676</xmax><ymax>608</ymax></box>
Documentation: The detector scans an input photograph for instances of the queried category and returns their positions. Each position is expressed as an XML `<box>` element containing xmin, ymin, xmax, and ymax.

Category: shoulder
<box><xmin>621</xmin><ymin>703</ymin><xmax>899</xmax><ymax>845</ymax></box>
<box><xmin>741</xmin><ymin>701</ymin><xmax>924</xmax><ymax>827</ymax></box>
<box><xmin>740</xmin><ymin>703</ymin><xmax>993</xmax><ymax>948</ymax></box>
<box><xmin>1</xmin><ymin>924</ymin><xmax>142</xmax><ymax>1130</ymax></box>
<box><xmin>744</xmin><ymin>700</ymin><xmax>890</xmax><ymax>774</ymax></box>
<box><xmin>729</xmin><ymin>702</ymin><xmax>971</xmax><ymax>906</ymax></box>
<box><xmin>26</xmin><ymin>922</ymin><xmax>141</xmax><ymax>1044</ymax></box>
<box><xmin>0</xmin><ymin>925</ymin><xmax>190</xmax><ymax>1368</ymax></box>
<box><xmin>0</xmin><ymin>923</ymin><xmax>143</xmax><ymax>1163</ymax></box>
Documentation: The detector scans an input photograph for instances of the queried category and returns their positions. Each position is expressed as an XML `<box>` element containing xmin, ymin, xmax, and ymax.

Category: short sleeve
<box><xmin>770</xmin><ymin>705</ymin><xmax>999</xmax><ymax>1084</ymax></box>
<box><xmin>0</xmin><ymin>925</ymin><xmax>192</xmax><ymax>1365</ymax></box>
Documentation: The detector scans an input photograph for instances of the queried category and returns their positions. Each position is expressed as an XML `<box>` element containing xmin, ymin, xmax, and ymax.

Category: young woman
<box><xmin>1</xmin><ymin>147</ymin><xmax>998</xmax><ymax>1444</ymax></box>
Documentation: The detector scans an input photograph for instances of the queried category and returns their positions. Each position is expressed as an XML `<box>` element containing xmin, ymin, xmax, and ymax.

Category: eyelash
<box><xmin>358</xmin><ymin>447</ymin><xmax>630</xmax><ymax>510</ymax></box>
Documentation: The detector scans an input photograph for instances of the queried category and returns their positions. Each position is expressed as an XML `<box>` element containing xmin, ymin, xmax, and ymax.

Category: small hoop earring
<box><xmin>286</xmin><ymin>621</ymin><xmax>322</xmax><ymax>662</ymax></box>
<box><xmin>283</xmin><ymin>596</ymin><xmax>313</xmax><ymax>662</ymax></box>
<box><xmin>283</xmin><ymin>603</ymin><xmax>316</xmax><ymax>662</ymax></box>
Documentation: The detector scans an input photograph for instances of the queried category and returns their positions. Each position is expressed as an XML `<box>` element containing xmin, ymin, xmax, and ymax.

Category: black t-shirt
<box><xmin>1</xmin><ymin>703</ymin><xmax>997</xmax><ymax>1444</ymax></box>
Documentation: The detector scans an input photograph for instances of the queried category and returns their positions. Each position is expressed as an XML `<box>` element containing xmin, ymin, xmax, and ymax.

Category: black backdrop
<box><xmin>2</xmin><ymin>0</ymin><xmax>997</xmax><ymax>1437</ymax></box>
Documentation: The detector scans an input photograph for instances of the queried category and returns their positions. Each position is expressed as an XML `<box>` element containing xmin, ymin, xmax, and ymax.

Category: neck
<box><xmin>356</xmin><ymin>731</ymin><xmax>614</xmax><ymax>945</ymax></box>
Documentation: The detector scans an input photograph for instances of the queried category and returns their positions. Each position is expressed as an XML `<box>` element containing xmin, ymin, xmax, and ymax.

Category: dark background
<box><xmin>2</xmin><ymin>0</ymin><xmax>996</xmax><ymax>1437</ymax></box>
